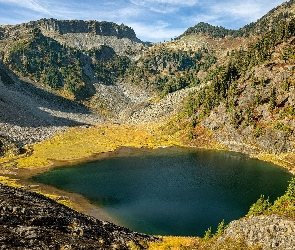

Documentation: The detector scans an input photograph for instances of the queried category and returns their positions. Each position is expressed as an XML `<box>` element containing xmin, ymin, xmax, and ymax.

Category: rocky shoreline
<box><xmin>0</xmin><ymin>183</ymin><xmax>158</xmax><ymax>249</ymax></box>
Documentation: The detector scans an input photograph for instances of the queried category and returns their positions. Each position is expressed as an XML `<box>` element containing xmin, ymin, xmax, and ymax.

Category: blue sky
<box><xmin>0</xmin><ymin>0</ymin><xmax>286</xmax><ymax>42</ymax></box>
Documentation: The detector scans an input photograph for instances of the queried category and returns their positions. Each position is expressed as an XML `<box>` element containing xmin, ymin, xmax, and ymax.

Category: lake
<box><xmin>31</xmin><ymin>147</ymin><xmax>292</xmax><ymax>236</ymax></box>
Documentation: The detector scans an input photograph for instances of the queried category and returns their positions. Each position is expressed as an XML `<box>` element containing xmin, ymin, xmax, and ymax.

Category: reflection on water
<box><xmin>32</xmin><ymin>147</ymin><xmax>292</xmax><ymax>236</ymax></box>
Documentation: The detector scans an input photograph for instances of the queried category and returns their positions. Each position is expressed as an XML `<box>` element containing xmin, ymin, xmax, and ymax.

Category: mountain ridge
<box><xmin>0</xmin><ymin>1</ymin><xmax>295</xmax><ymax>156</ymax></box>
<box><xmin>0</xmin><ymin>18</ymin><xmax>141</xmax><ymax>41</ymax></box>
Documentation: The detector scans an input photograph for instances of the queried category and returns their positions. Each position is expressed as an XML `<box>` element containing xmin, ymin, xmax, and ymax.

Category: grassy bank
<box><xmin>1</xmin><ymin>123</ymin><xmax>186</xmax><ymax>169</ymax></box>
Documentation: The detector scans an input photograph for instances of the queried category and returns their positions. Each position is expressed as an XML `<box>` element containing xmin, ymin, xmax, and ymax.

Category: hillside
<box><xmin>179</xmin><ymin>13</ymin><xmax>295</xmax><ymax>156</ymax></box>
<box><xmin>1</xmin><ymin>2</ymin><xmax>295</xmax><ymax>160</ymax></box>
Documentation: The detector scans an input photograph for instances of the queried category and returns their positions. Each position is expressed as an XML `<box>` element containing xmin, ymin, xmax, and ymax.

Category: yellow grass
<box><xmin>0</xmin><ymin>175</ymin><xmax>73</xmax><ymax>208</ymax></box>
<box><xmin>9</xmin><ymin>123</ymin><xmax>184</xmax><ymax>168</ymax></box>
<box><xmin>146</xmin><ymin>236</ymin><xmax>201</xmax><ymax>250</ymax></box>
<box><xmin>0</xmin><ymin>175</ymin><xmax>22</xmax><ymax>188</ymax></box>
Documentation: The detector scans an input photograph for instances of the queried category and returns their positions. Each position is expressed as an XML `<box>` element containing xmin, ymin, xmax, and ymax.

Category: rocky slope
<box><xmin>218</xmin><ymin>214</ymin><xmax>295</xmax><ymax>249</ymax></box>
<box><xmin>0</xmin><ymin>183</ymin><xmax>157</xmax><ymax>249</ymax></box>
<box><xmin>0</xmin><ymin>66</ymin><xmax>102</xmax><ymax>149</ymax></box>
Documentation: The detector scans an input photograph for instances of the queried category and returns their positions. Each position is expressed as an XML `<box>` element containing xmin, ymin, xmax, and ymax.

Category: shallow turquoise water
<box><xmin>31</xmin><ymin>147</ymin><xmax>292</xmax><ymax>236</ymax></box>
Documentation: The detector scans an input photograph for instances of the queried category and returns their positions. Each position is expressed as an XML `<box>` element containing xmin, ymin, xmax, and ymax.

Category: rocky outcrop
<box><xmin>0</xmin><ymin>183</ymin><xmax>158</xmax><ymax>249</ymax></box>
<box><xmin>218</xmin><ymin>214</ymin><xmax>295</xmax><ymax>249</ymax></box>
<box><xmin>127</xmin><ymin>85</ymin><xmax>204</xmax><ymax>124</ymax></box>
<box><xmin>40</xmin><ymin>19</ymin><xmax>133</xmax><ymax>37</ymax></box>
<box><xmin>0</xmin><ymin>19</ymin><xmax>145</xmax><ymax>58</ymax></box>
<box><xmin>0</xmin><ymin>18</ymin><xmax>139</xmax><ymax>41</ymax></box>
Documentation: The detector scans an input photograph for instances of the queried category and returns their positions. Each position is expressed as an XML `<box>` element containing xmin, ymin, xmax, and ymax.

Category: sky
<box><xmin>0</xmin><ymin>0</ymin><xmax>286</xmax><ymax>42</ymax></box>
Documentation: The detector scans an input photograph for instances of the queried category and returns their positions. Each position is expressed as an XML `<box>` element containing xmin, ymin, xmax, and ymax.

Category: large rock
<box><xmin>219</xmin><ymin>214</ymin><xmax>295</xmax><ymax>250</ymax></box>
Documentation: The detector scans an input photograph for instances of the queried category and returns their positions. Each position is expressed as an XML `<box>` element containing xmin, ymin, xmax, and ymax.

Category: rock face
<box><xmin>219</xmin><ymin>214</ymin><xmax>295</xmax><ymax>250</ymax></box>
<box><xmin>0</xmin><ymin>19</ymin><xmax>145</xmax><ymax>58</ymax></box>
<box><xmin>0</xmin><ymin>183</ymin><xmax>157</xmax><ymax>249</ymax></box>
<box><xmin>39</xmin><ymin>19</ymin><xmax>137</xmax><ymax>39</ymax></box>
<box><xmin>0</xmin><ymin>18</ymin><xmax>139</xmax><ymax>41</ymax></box>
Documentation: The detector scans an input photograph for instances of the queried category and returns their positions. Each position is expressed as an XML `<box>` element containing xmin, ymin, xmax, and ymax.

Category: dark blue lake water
<box><xmin>31</xmin><ymin>147</ymin><xmax>292</xmax><ymax>236</ymax></box>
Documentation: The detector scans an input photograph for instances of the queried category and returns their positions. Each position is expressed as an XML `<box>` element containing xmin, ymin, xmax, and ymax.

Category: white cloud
<box><xmin>183</xmin><ymin>13</ymin><xmax>220</xmax><ymax>27</ymax></box>
<box><xmin>131</xmin><ymin>0</ymin><xmax>198</xmax><ymax>6</ymax></box>
<box><xmin>0</xmin><ymin>0</ymin><xmax>287</xmax><ymax>42</ymax></box>
<box><xmin>129</xmin><ymin>21</ymin><xmax>185</xmax><ymax>41</ymax></box>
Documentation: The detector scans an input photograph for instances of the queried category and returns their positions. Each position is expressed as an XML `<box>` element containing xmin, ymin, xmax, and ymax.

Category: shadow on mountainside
<box><xmin>0</xmin><ymin>68</ymin><xmax>101</xmax><ymax>128</ymax></box>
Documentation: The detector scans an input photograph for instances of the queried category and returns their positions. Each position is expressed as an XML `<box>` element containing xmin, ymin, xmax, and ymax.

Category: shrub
<box><xmin>247</xmin><ymin>195</ymin><xmax>271</xmax><ymax>216</ymax></box>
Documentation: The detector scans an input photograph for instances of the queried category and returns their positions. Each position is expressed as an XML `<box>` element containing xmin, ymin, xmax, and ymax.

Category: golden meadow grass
<box><xmin>6</xmin><ymin>123</ymin><xmax>184</xmax><ymax>169</ymax></box>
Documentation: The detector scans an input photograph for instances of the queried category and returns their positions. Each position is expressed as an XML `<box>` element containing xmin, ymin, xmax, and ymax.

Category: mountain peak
<box><xmin>179</xmin><ymin>22</ymin><xmax>233</xmax><ymax>39</ymax></box>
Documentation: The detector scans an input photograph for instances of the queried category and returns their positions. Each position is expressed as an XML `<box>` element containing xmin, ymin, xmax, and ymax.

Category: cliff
<box><xmin>0</xmin><ymin>18</ymin><xmax>139</xmax><ymax>41</ymax></box>
<box><xmin>0</xmin><ymin>19</ymin><xmax>145</xmax><ymax>58</ymax></box>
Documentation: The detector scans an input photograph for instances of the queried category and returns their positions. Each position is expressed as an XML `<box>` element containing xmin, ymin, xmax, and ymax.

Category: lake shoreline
<box><xmin>29</xmin><ymin>146</ymin><xmax>292</xmax><ymax>236</ymax></box>
<box><xmin>3</xmin><ymin>146</ymin><xmax>194</xmax><ymax>226</ymax></box>
<box><xmin>2</xmin><ymin>143</ymin><xmax>294</xmax><ymax>228</ymax></box>
<box><xmin>8</xmin><ymin>147</ymin><xmax>163</xmax><ymax>225</ymax></box>
<box><xmin>1</xmin><ymin>123</ymin><xmax>294</xmax><ymax>234</ymax></box>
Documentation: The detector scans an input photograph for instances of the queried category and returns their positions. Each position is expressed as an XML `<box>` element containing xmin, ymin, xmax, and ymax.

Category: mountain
<box><xmin>0</xmin><ymin>2</ymin><xmax>295</xmax><ymax>155</ymax></box>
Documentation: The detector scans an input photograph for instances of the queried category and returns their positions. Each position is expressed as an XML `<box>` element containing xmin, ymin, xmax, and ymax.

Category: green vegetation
<box><xmin>124</xmin><ymin>46</ymin><xmax>216</xmax><ymax>96</ymax></box>
<box><xmin>4</xmin><ymin>28</ymin><xmax>131</xmax><ymax>100</ymax></box>
<box><xmin>253</xmin><ymin>125</ymin><xmax>264</xmax><ymax>139</ymax></box>
<box><xmin>182</xmin><ymin>17</ymin><xmax>295</xmax><ymax>131</ymax></box>
<box><xmin>183</xmin><ymin>63</ymin><xmax>239</xmax><ymax>120</ymax></box>
<box><xmin>248</xmin><ymin>195</ymin><xmax>272</xmax><ymax>216</ymax></box>
<box><xmin>203</xmin><ymin>220</ymin><xmax>226</xmax><ymax>241</ymax></box>
<box><xmin>180</xmin><ymin>6</ymin><xmax>295</xmax><ymax>39</ymax></box>
<box><xmin>274</xmin><ymin>122</ymin><xmax>293</xmax><ymax>135</ymax></box>
<box><xmin>280</xmin><ymin>105</ymin><xmax>295</xmax><ymax>119</ymax></box>
<box><xmin>248</xmin><ymin>177</ymin><xmax>295</xmax><ymax>218</ymax></box>
<box><xmin>180</xmin><ymin>22</ymin><xmax>235</xmax><ymax>38</ymax></box>
<box><xmin>6</xmin><ymin>28</ymin><xmax>90</xmax><ymax>99</ymax></box>
<box><xmin>87</xmin><ymin>46</ymin><xmax>131</xmax><ymax>85</ymax></box>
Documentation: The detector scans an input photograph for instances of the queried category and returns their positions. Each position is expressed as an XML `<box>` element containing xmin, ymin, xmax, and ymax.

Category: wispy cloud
<box><xmin>209</xmin><ymin>0</ymin><xmax>285</xmax><ymax>24</ymax></box>
<box><xmin>182</xmin><ymin>13</ymin><xmax>220</xmax><ymax>28</ymax></box>
<box><xmin>130</xmin><ymin>0</ymin><xmax>199</xmax><ymax>13</ymax></box>
<box><xmin>131</xmin><ymin>0</ymin><xmax>199</xmax><ymax>6</ymax></box>
<box><xmin>0</xmin><ymin>0</ymin><xmax>52</xmax><ymax>15</ymax></box>
<box><xmin>0</xmin><ymin>0</ymin><xmax>287</xmax><ymax>42</ymax></box>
